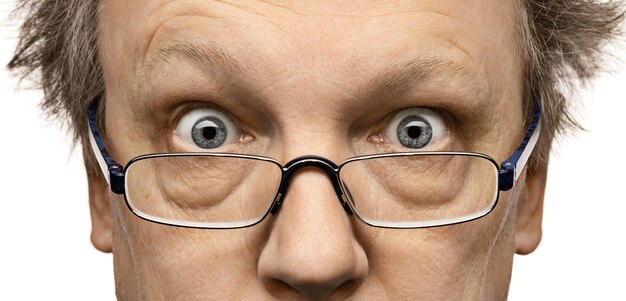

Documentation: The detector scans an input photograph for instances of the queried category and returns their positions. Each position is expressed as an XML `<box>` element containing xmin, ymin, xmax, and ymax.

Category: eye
<box><xmin>384</xmin><ymin>107</ymin><xmax>447</xmax><ymax>149</ymax></box>
<box><xmin>175</xmin><ymin>108</ymin><xmax>238</xmax><ymax>149</ymax></box>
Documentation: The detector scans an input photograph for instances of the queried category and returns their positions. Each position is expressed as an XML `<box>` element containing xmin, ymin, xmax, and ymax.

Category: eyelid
<box><xmin>174</xmin><ymin>107</ymin><xmax>235</xmax><ymax>134</ymax></box>
<box><xmin>168</xmin><ymin>101</ymin><xmax>234</xmax><ymax>129</ymax></box>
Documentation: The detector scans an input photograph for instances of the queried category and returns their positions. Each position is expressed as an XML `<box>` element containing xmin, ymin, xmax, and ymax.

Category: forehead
<box><xmin>98</xmin><ymin>0</ymin><xmax>520</xmax><ymax>96</ymax></box>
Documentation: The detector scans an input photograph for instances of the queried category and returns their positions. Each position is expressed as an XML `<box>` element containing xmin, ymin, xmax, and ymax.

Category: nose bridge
<box><xmin>271</xmin><ymin>155</ymin><xmax>352</xmax><ymax>215</ymax></box>
<box><xmin>257</xmin><ymin>155</ymin><xmax>368</xmax><ymax>298</ymax></box>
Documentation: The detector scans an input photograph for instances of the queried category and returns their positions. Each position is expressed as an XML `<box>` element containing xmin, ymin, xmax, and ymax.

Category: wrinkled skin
<box><xmin>87</xmin><ymin>0</ymin><xmax>547</xmax><ymax>300</ymax></box>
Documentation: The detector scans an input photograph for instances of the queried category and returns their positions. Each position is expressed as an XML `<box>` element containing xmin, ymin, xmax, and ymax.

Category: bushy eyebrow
<box><xmin>364</xmin><ymin>57</ymin><xmax>486</xmax><ymax>100</ymax></box>
<box><xmin>143</xmin><ymin>41</ymin><xmax>243</xmax><ymax>79</ymax></box>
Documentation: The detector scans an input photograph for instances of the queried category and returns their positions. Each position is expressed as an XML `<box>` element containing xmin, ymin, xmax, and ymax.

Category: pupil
<box><xmin>407</xmin><ymin>126</ymin><xmax>421</xmax><ymax>139</ymax></box>
<box><xmin>396</xmin><ymin>116</ymin><xmax>432</xmax><ymax>149</ymax></box>
<box><xmin>202</xmin><ymin>127</ymin><xmax>217</xmax><ymax>140</ymax></box>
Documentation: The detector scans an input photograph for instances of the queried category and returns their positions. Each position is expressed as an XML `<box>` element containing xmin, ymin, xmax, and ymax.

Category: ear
<box><xmin>83</xmin><ymin>143</ymin><xmax>113</xmax><ymax>253</ymax></box>
<box><xmin>515</xmin><ymin>161</ymin><xmax>548</xmax><ymax>255</ymax></box>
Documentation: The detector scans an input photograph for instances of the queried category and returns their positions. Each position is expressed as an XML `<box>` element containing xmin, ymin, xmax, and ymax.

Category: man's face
<box><xmin>89</xmin><ymin>0</ymin><xmax>545</xmax><ymax>299</ymax></box>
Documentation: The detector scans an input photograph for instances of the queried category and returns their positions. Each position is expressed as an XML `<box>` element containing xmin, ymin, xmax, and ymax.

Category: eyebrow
<box><xmin>142</xmin><ymin>41</ymin><xmax>486</xmax><ymax>108</ymax></box>
<box><xmin>143</xmin><ymin>41</ymin><xmax>243</xmax><ymax>79</ymax></box>
<box><xmin>363</xmin><ymin>57</ymin><xmax>486</xmax><ymax>101</ymax></box>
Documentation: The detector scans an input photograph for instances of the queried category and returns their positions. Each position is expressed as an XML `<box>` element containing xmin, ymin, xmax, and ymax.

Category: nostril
<box><xmin>264</xmin><ymin>276</ymin><xmax>362</xmax><ymax>300</ymax></box>
<box><xmin>274</xmin><ymin>263</ymin><xmax>366</xmax><ymax>299</ymax></box>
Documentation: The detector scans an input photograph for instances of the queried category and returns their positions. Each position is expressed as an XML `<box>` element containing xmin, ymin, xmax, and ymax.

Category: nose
<box><xmin>257</xmin><ymin>167</ymin><xmax>368</xmax><ymax>299</ymax></box>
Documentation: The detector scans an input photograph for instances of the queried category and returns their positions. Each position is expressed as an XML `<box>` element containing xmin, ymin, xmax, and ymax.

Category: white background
<box><xmin>0</xmin><ymin>1</ymin><xmax>624</xmax><ymax>300</ymax></box>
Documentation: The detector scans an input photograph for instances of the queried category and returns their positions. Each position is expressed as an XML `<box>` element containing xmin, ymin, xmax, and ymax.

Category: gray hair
<box><xmin>8</xmin><ymin>0</ymin><xmax>625</xmax><ymax>169</ymax></box>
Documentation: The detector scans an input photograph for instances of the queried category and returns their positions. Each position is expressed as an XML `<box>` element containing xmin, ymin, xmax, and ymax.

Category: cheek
<box><xmin>354</xmin><ymin>189</ymin><xmax>517</xmax><ymax>297</ymax></box>
<box><xmin>109</xmin><ymin>193</ymin><xmax>270</xmax><ymax>299</ymax></box>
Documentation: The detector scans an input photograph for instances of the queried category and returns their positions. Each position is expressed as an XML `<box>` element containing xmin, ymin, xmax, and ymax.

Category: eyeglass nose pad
<box><xmin>268</xmin><ymin>181</ymin><xmax>354</xmax><ymax>216</ymax></box>
<box><xmin>340</xmin><ymin>181</ymin><xmax>355</xmax><ymax>215</ymax></box>
<box><xmin>269</xmin><ymin>193</ymin><xmax>283</xmax><ymax>215</ymax></box>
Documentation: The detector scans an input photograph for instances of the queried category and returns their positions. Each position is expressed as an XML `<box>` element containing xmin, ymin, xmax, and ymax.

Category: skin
<box><xmin>87</xmin><ymin>0</ymin><xmax>548</xmax><ymax>300</ymax></box>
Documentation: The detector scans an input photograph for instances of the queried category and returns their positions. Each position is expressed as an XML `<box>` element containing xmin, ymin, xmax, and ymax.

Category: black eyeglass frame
<box><xmin>87</xmin><ymin>97</ymin><xmax>542</xmax><ymax>229</ymax></box>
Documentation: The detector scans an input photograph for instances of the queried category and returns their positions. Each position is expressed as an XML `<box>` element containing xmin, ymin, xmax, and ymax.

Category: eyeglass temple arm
<box><xmin>87</xmin><ymin>97</ymin><xmax>126</xmax><ymax>194</ymax></box>
<box><xmin>498</xmin><ymin>105</ymin><xmax>542</xmax><ymax>191</ymax></box>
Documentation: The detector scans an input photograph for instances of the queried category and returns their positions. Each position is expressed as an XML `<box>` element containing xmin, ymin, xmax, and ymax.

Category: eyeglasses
<box><xmin>87</xmin><ymin>98</ymin><xmax>541</xmax><ymax>229</ymax></box>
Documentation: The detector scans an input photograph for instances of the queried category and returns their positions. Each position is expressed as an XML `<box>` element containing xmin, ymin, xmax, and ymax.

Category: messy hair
<box><xmin>8</xmin><ymin>0</ymin><xmax>625</xmax><ymax>169</ymax></box>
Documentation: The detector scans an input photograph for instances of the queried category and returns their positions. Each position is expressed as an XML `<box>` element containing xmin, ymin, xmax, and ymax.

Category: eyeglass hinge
<box><xmin>109</xmin><ymin>164</ymin><xmax>125</xmax><ymax>194</ymax></box>
<box><xmin>498</xmin><ymin>162</ymin><xmax>515</xmax><ymax>191</ymax></box>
